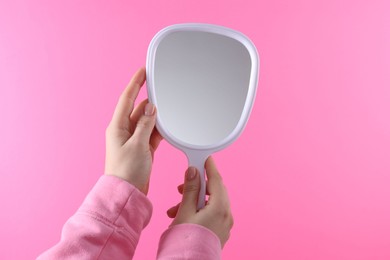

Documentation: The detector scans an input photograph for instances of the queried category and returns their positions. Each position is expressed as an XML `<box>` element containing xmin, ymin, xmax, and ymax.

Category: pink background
<box><xmin>1</xmin><ymin>0</ymin><xmax>390</xmax><ymax>259</ymax></box>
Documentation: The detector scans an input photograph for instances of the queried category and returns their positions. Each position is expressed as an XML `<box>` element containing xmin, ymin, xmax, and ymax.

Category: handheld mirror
<box><xmin>146</xmin><ymin>23</ymin><xmax>259</xmax><ymax>209</ymax></box>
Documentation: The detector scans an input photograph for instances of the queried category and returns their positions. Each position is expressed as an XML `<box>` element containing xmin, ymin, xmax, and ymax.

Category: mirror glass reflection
<box><xmin>153</xmin><ymin>31</ymin><xmax>252</xmax><ymax>146</ymax></box>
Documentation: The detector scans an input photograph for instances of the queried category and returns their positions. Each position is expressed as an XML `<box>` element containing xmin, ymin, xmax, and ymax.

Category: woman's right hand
<box><xmin>166</xmin><ymin>157</ymin><xmax>234</xmax><ymax>248</ymax></box>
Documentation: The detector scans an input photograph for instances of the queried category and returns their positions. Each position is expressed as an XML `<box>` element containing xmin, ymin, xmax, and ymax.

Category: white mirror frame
<box><xmin>146</xmin><ymin>23</ymin><xmax>259</xmax><ymax>209</ymax></box>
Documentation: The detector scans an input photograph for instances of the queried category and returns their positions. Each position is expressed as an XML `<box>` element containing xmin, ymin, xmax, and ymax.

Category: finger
<box><xmin>130</xmin><ymin>101</ymin><xmax>162</xmax><ymax>155</ymax></box>
<box><xmin>177</xmin><ymin>167</ymin><xmax>200</xmax><ymax>216</ymax></box>
<box><xmin>111</xmin><ymin>67</ymin><xmax>146</xmax><ymax>129</ymax></box>
<box><xmin>129</xmin><ymin>99</ymin><xmax>149</xmax><ymax>133</ymax></box>
<box><xmin>178</xmin><ymin>183</ymin><xmax>210</xmax><ymax>195</ymax></box>
<box><xmin>205</xmin><ymin>157</ymin><xmax>230</xmax><ymax>207</ymax></box>
<box><xmin>150</xmin><ymin>128</ymin><xmax>163</xmax><ymax>152</ymax></box>
<box><xmin>177</xmin><ymin>184</ymin><xmax>184</xmax><ymax>194</ymax></box>
<box><xmin>131</xmin><ymin>102</ymin><xmax>157</xmax><ymax>145</ymax></box>
<box><xmin>166</xmin><ymin>203</ymin><xmax>181</xmax><ymax>218</ymax></box>
<box><xmin>205</xmin><ymin>156</ymin><xmax>223</xmax><ymax>194</ymax></box>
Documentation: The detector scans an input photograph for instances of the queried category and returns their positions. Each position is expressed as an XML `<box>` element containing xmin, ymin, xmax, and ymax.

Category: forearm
<box><xmin>38</xmin><ymin>175</ymin><xmax>152</xmax><ymax>259</ymax></box>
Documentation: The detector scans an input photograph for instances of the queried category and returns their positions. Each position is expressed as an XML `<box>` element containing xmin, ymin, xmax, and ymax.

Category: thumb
<box><xmin>132</xmin><ymin>102</ymin><xmax>156</xmax><ymax>144</ymax></box>
<box><xmin>178</xmin><ymin>167</ymin><xmax>200</xmax><ymax>216</ymax></box>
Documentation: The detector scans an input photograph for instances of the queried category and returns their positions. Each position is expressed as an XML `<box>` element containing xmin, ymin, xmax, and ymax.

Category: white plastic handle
<box><xmin>186</xmin><ymin>151</ymin><xmax>209</xmax><ymax>210</ymax></box>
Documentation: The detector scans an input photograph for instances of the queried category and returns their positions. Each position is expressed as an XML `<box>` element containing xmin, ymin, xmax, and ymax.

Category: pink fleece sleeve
<box><xmin>157</xmin><ymin>223</ymin><xmax>222</xmax><ymax>260</ymax></box>
<box><xmin>37</xmin><ymin>175</ymin><xmax>152</xmax><ymax>260</ymax></box>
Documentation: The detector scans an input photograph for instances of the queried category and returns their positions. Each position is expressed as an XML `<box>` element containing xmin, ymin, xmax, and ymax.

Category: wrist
<box><xmin>104</xmin><ymin>173</ymin><xmax>149</xmax><ymax>195</ymax></box>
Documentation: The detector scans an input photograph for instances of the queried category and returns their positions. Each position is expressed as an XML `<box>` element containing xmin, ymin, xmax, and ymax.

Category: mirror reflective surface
<box><xmin>147</xmin><ymin>24</ymin><xmax>259</xmax><ymax>209</ymax></box>
<box><xmin>154</xmin><ymin>31</ymin><xmax>251</xmax><ymax>146</ymax></box>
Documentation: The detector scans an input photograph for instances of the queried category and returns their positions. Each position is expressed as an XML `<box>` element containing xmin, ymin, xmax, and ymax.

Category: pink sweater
<box><xmin>37</xmin><ymin>175</ymin><xmax>221</xmax><ymax>260</ymax></box>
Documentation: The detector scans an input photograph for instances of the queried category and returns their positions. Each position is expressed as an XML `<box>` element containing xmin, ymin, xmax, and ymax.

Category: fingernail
<box><xmin>186</xmin><ymin>167</ymin><xmax>197</xmax><ymax>181</ymax></box>
<box><xmin>144</xmin><ymin>103</ymin><xmax>155</xmax><ymax>116</ymax></box>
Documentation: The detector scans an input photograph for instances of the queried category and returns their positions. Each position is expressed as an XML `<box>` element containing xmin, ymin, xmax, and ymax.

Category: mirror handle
<box><xmin>197</xmin><ymin>164</ymin><xmax>206</xmax><ymax>210</ymax></box>
<box><xmin>186</xmin><ymin>151</ymin><xmax>209</xmax><ymax>210</ymax></box>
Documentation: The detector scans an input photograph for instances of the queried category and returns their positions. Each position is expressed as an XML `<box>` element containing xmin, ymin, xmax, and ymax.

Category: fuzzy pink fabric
<box><xmin>37</xmin><ymin>175</ymin><xmax>221</xmax><ymax>259</ymax></box>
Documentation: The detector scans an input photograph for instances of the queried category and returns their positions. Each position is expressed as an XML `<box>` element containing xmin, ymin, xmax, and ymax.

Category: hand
<box><xmin>166</xmin><ymin>157</ymin><xmax>234</xmax><ymax>248</ymax></box>
<box><xmin>105</xmin><ymin>67</ymin><xmax>163</xmax><ymax>195</ymax></box>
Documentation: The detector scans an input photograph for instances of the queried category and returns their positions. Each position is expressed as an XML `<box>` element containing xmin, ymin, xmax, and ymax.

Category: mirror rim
<box><xmin>146</xmin><ymin>23</ymin><xmax>259</xmax><ymax>152</ymax></box>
